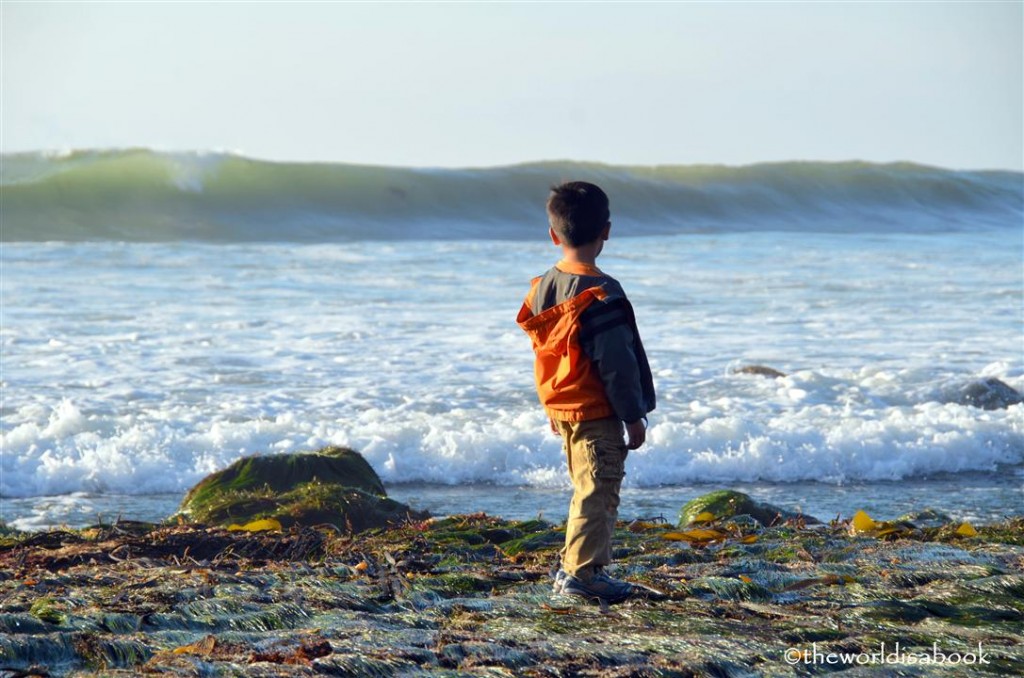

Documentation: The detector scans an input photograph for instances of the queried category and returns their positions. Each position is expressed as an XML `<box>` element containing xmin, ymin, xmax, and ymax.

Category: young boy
<box><xmin>517</xmin><ymin>181</ymin><xmax>656</xmax><ymax>603</ymax></box>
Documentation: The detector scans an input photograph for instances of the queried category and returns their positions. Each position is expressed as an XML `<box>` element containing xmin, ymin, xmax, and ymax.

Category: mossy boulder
<box><xmin>176</xmin><ymin>447</ymin><xmax>426</xmax><ymax>532</ymax></box>
<box><xmin>185</xmin><ymin>481</ymin><xmax>427</xmax><ymax>532</ymax></box>
<box><xmin>181</xmin><ymin>446</ymin><xmax>385</xmax><ymax>513</ymax></box>
<box><xmin>679</xmin><ymin>490</ymin><xmax>819</xmax><ymax>527</ymax></box>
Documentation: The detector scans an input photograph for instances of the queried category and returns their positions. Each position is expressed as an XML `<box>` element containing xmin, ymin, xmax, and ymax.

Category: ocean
<box><xmin>2</xmin><ymin>149</ymin><xmax>1022</xmax><ymax>530</ymax></box>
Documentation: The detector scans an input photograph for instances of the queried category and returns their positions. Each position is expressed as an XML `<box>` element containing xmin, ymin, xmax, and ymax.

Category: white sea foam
<box><xmin>2</xmin><ymin>231</ymin><xmax>1022</xmax><ymax>501</ymax></box>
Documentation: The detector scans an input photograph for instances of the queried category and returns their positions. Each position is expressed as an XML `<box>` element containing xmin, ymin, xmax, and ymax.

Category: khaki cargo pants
<box><xmin>554</xmin><ymin>416</ymin><xmax>628</xmax><ymax>578</ymax></box>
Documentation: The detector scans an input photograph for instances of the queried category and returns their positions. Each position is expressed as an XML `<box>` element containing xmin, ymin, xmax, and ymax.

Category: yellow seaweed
<box><xmin>956</xmin><ymin>522</ymin><xmax>978</xmax><ymax>537</ymax></box>
<box><xmin>226</xmin><ymin>518</ymin><xmax>283</xmax><ymax>533</ymax></box>
<box><xmin>852</xmin><ymin>510</ymin><xmax>876</xmax><ymax>533</ymax></box>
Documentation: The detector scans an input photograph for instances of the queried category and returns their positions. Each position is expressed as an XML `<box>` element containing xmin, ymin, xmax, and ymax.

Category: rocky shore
<box><xmin>2</xmin><ymin>449</ymin><xmax>1021</xmax><ymax>676</ymax></box>
<box><xmin>2</xmin><ymin>505</ymin><xmax>1021</xmax><ymax>676</ymax></box>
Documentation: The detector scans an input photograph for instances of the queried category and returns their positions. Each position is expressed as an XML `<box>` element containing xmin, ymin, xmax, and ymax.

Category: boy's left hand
<box><xmin>625</xmin><ymin>419</ymin><xmax>646</xmax><ymax>449</ymax></box>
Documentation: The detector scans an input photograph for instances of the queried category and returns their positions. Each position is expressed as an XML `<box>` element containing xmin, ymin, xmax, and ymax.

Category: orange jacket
<box><xmin>516</xmin><ymin>278</ymin><xmax>616</xmax><ymax>422</ymax></box>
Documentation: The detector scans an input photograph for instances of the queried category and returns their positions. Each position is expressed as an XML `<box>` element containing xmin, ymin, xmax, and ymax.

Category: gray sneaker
<box><xmin>561</xmin><ymin>569</ymin><xmax>634</xmax><ymax>604</ymax></box>
<box><xmin>552</xmin><ymin>568</ymin><xmax>568</xmax><ymax>594</ymax></box>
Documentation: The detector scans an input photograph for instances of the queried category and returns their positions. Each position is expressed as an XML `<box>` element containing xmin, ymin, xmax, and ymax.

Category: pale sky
<box><xmin>2</xmin><ymin>1</ymin><xmax>1022</xmax><ymax>170</ymax></box>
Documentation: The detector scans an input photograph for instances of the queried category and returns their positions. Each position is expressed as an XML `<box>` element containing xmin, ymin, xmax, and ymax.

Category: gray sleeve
<box><xmin>580</xmin><ymin>301</ymin><xmax>646</xmax><ymax>424</ymax></box>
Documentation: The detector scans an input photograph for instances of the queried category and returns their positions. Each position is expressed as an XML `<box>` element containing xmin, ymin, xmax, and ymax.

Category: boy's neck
<box><xmin>560</xmin><ymin>241</ymin><xmax>603</xmax><ymax>266</ymax></box>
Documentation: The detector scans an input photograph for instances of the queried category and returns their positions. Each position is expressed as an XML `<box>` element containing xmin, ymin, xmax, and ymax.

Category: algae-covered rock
<box><xmin>184</xmin><ymin>481</ymin><xmax>426</xmax><ymax>532</ymax></box>
<box><xmin>180</xmin><ymin>446</ymin><xmax>384</xmax><ymax>515</ymax></box>
<box><xmin>29</xmin><ymin>597</ymin><xmax>67</xmax><ymax>625</ymax></box>
<box><xmin>0</xmin><ymin>520</ymin><xmax>23</xmax><ymax>548</ymax></box>
<box><xmin>679</xmin><ymin>490</ymin><xmax>819</xmax><ymax>527</ymax></box>
<box><xmin>176</xmin><ymin>447</ymin><xmax>426</xmax><ymax>532</ymax></box>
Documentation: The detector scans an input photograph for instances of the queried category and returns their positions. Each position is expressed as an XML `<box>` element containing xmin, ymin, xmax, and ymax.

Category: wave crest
<box><xmin>3</xmin><ymin>149</ymin><xmax>1021</xmax><ymax>241</ymax></box>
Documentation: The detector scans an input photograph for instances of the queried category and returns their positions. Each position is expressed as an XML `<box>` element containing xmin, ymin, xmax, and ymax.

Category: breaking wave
<box><xmin>3</xmin><ymin>149</ymin><xmax>1021</xmax><ymax>241</ymax></box>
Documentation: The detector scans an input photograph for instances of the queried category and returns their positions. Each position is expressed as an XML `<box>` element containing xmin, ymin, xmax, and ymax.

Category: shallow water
<box><xmin>4</xmin><ymin>230</ymin><xmax>1021</xmax><ymax>504</ymax></box>
<box><xmin>3</xmin><ymin>198</ymin><xmax>1023</xmax><ymax>540</ymax></box>
<box><xmin>385</xmin><ymin>474</ymin><xmax>1024</xmax><ymax>525</ymax></box>
<box><xmin>3</xmin><ymin>473</ymin><xmax>1020</xmax><ymax>531</ymax></box>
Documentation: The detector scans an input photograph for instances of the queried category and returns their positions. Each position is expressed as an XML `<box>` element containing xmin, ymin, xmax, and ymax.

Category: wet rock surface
<box><xmin>733</xmin><ymin>365</ymin><xmax>788</xmax><ymax>379</ymax></box>
<box><xmin>955</xmin><ymin>378</ymin><xmax>1024</xmax><ymax>411</ymax></box>
<box><xmin>1</xmin><ymin>509</ymin><xmax>1021</xmax><ymax>676</ymax></box>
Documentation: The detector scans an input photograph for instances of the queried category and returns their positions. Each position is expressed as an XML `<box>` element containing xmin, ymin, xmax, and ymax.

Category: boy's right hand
<box><xmin>625</xmin><ymin>419</ymin><xmax>646</xmax><ymax>450</ymax></box>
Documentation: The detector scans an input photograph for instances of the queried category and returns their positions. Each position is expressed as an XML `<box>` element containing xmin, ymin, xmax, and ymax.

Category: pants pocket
<box><xmin>590</xmin><ymin>439</ymin><xmax>627</xmax><ymax>481</ymax></box>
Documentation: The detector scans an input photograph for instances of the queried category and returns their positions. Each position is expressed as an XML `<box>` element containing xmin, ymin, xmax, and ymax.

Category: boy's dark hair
<box><xmin>546</xmin><ymin>181</ymin><xmax>610</xmax><ymax>246</ymax></box>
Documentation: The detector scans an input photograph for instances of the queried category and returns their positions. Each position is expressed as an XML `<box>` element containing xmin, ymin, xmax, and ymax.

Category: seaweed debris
<box><xmin>1</xmin><ymin>512</ymin><xmax>1021</xmax><ymax>676</ymax></box>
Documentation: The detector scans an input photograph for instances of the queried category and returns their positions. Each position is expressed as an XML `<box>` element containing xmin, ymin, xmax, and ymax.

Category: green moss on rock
<box><xmin>175</xmin><ymin>447</ymin><xmax>426</xmax><ymax>532</ymax></box>
<box><xmin>185</xmin><ymin>481</ymin><xmax>427</xmax><ymax>532</ymax></box>
<box><xmin>0</xmin><ymin>520</ymin><xmax>23</xmax><ymax>548</ymax></box>
<box><xmin>679</xmin><ymin>490</ymin><xmax>820</xmax><ymax>527</ymax></box>
<box><xmin>29</xmin><ymin>597</ymin><xmax>67</xmax><ymax>625</ymax></box>
<box><xmin>181</xmin><ymin>446</ymin><xmax>385</xmax><ymax>515</ymax></box>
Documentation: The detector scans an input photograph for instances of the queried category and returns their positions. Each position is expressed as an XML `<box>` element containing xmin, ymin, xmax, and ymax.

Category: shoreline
<box><xmin>1</xmin><ymin>512</ymin><xmax>1021</xmax><ymax>676</ymax></box>
<box><xmin>4</xmin><ymin>471</ymin><xmax>1023</xmax><ymax>532</ymax></box>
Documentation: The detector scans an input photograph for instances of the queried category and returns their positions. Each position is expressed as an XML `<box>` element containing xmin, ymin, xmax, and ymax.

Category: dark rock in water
<box><xmin>733</xmin><ymin>365</ymin><xmax>787</xmax><ymax>379</ymax></box>
<box><xmin>176</xmin><ymin>446</ymin><xmax>426</xmax><ymax>531</ymax></box>
<box><xmin>679</xmin><ymin>490</ymin><xmax>820</xmax><ymax>527</ymax></box>
<box><xmin>897</xmin><ymin>508</ymin><xmax>954</xmax><ymax>529</ymax></box>
<box><xmin>957</xmin><ymin>378</ymin><xmax>1023</xmax><ymax>410</ymax></box>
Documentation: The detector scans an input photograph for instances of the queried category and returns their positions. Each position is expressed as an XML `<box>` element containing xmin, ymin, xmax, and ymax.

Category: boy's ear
<box><xmin>601</xmin><ymin>222</ymin><xmax>611</xmax><ymax>241</ymax></box>
<box><xmin>549</xmin><ymin>227</ymin><xmax>562</xmax><ymax>246</ymax></box>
